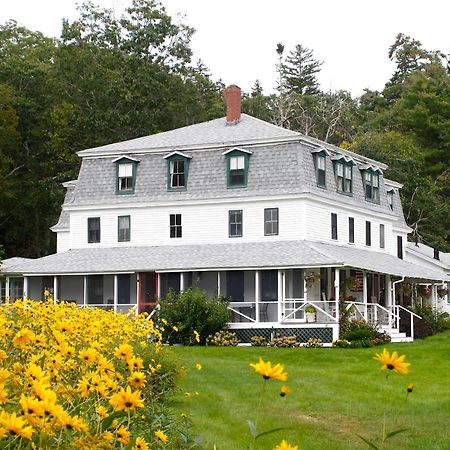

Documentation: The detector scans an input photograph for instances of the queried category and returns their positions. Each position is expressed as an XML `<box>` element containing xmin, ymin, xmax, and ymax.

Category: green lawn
<box><xmin>169</xmin><ymin>332</ymin><xmax>450</xmax><ymax>450</ymax></box>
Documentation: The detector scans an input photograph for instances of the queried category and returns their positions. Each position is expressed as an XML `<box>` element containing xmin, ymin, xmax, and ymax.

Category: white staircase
<box><xmin>378</xmin><ymin>325</ymin><xmax>413</xmax><ymax>343</ymax></box>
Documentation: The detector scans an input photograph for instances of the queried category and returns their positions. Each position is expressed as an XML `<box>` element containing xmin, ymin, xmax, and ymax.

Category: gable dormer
<box><xmin>113</xmin><ymin>156</ymin><xmax>139</xmax><ymax>195</ymax></box>
<box><xmin>163</xmin><ymin>151</ymin><xmax>192</xmax><ymax>191</ymax></box>
<box><xmin>222</xmin><ymin>147</ymin><xmax>252</xmax><ymax>188</ymax></box>
<box><xmin>311</xmin><ymin>147</ymin><xmax>330</xmax><ymax>188</ymax></box>
<box><xmin>331</xmin><ymin>154</ymin><xmax>355</xmax><ymax>195</ymax></box>
<box><xmin>360</xmin><ymin>164</ymin><xmax>382</xmax><ymax>203</ymax></box>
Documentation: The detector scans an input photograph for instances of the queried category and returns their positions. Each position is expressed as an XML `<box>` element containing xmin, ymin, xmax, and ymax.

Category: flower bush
<box><xmin>0</xmin><ymin>299</ymin><xmax>190</xmax><ymax>449</ymax></box>
<box><xmin>206</xmin><ymin>330</ymin><xmax>240</xmax><ymax>347</ymax></box>
<box><xmin>158</xmin><ymin>288</ymin><xmax>230</xmax><ymax>345</ymax></box>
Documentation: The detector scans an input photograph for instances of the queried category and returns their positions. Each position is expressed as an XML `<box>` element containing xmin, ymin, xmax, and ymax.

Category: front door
<box><xmin>282</xmin><ymin>269</ymin><xmax>305</xmax><ymax>321</ymax></box>
<box><xmin>138</xmin><ymin>272</ymin><xmax>158</xmax><ymax>314</ymax></box>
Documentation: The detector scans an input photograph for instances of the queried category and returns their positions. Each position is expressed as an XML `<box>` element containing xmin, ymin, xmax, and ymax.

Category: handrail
<box><xmin>395</xmin><ymin>304</ymin><xmax>422</xmax><ymax>320</ymax></box>
<box><xmin>282</xmin><ymin>300</ymin><xmax>337</xmax><ymax>323</ymax></box>
<box><xmin>228</xmin><ymin>304</ymin><xmax>256</xmax><ymax>323</ymax></box>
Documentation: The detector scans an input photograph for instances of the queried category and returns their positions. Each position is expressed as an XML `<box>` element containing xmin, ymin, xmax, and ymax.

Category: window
<box><xmin>363</xmin><ymin>170</ymin><xmax>380</xmax><ymax>202</ymax></box>
<box><xmin>331</xmin><ymin>213</ymin><xmax>338</xmax><ymax>240</ymax></box>
<box><xmin>349</xmin><ymin>217</ymin><xmax>355</xmax><ymax>244</ymax></box>
<box><xmin>87</xmin><ymin>275</ymin><xmax>103</xmax><ymax>304</ymax></box>
<box><xmin>397</xmin><ymin>236</ymin><xmax>403</xmax><ymax>259</ymax></box>
<box><xmin>114</xmin><ymin>157</ymin><xmax>138</xmax><ymax>194</ymax></box>
<box><xmin>380</xmin><ymin>224</ymin><xmax>385</xmax><ymax>249</ymax></box>
<box><xmin>315</xmin><ymin>154</ymin><xmax>326</xmax><ymax>187</ymax></box>
<box><xmin>264</xmin><ymin>208</ymin><xmax>279</xmax><ymax>236</ymax></box>
<box><xmin>88</xmin><ymin>217</ymin><xmax>100</xmax><ymax>243</ymax></box>
<box><xmin>169</xmin><ymin>214</ymin><xmax>182</xmax><ymax>238</ymax></box>
<box><xmin>229</xmin><ymin>210</ymin><xmax>243</xmax><ymax>237</ymax></box>
<box><xmin>224</xmin><ymin>149</ymin><xmax>251</xmax><ymax>188</ymax></box>
<box><xmin>0</xmin><ymin>279</ymin><xmax>6</xmax><ymax>300</ymax></box>
<box><xmin>164</xmin><ymin>152</ymin><xmax>191</xmax><ymax>190</ymax></box>
<box><xmin>387</xmin><ymin>190</ymin><xmax>394</xmax><ymax>210</ymax></box>
<box><xmin>365</xmin><ymin>221</ymin><xmax>371</xmax><ymax>246</ymax></box>
<box><xmin>118</xmin><ymin>215</ymin><xmax>130</xmax><ymax>242</ymax></box>
<box><xmin>335</xmin><ymin>162</ymin><xmax>353</xmax><ymax>194</ymax></box>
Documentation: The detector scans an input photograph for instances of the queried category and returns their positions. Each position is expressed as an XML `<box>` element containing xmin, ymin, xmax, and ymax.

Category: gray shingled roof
<box><xmin>77</xmin><ymin>114</ymin><xmax>299</xmax><ymax>156</ymax></box>
<box><xmin>1</xmin><ymin>257</ymin><xmax>32</xmax><ymax>273</ymax></box>
<box><xmin>3</xmin><ymin>241</ymin><xmax>446</xmax><ymax>281</ymax></box>
<box><xmin>406</xmin><ymin>242</ymin><xmax>450</xmax><ymax>269</ymax></box>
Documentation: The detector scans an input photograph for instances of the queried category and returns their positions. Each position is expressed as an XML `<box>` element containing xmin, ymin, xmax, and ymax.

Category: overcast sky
<box><xmin>1</xmin><ymin>0</ymin><xmax>449</xmax><ymax>96</ymax></box>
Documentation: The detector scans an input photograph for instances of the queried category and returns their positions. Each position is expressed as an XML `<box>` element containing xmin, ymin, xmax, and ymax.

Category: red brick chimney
<box><xmin>223</xmin><ymin>85</ymin><xmax>241</xmax><ymax>125</ymax></box>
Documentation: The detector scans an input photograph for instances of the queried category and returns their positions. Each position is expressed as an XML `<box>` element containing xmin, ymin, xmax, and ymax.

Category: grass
<box><xmin>169</xmin><ymin>332</ymin><xmax>450</xmax><ymax>449</ymax></box>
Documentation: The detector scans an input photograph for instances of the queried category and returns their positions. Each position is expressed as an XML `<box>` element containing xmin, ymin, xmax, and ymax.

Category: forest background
<box><xmin>0</xmin><ymin>0</ymin><xmax>448</xmax><ymax>259</ymax></box>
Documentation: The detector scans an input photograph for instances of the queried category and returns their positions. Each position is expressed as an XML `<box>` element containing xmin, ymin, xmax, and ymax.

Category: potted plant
<box><xmin>305</xmin><ymin>305</ymin><xmax>317</xmax><ymax>323</ymax></box>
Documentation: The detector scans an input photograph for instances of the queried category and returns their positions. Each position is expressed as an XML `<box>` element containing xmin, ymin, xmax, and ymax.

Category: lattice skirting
<box><xmin>233</xmin><ymin>327</ymin><xmax>333</xmax><ymax>344</ymax></box>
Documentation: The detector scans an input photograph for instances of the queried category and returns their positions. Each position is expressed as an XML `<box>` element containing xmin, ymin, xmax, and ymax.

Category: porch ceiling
<box><xmin>1</xmin><ymin>241</ymin><xmax>447</xmax><ymax>282</ymax></box>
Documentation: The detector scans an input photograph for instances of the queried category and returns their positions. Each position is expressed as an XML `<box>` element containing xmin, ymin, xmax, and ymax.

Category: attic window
<box><xmin>164</xmin><ymin>151</ymin><xmax>192</xmax><ymax>191</ymax></box>
<box><xmin>223</xmin><ymin>148</ymin><xmax>252</xmax><ymax>188</ymax></box>
<box><xmin>362</xmin><ymin>169</ymin><xmax>381</xmax><ymax>203</ymax></box>
<box><xmin>334</xmin><ymin>160</ymin><xmax>353</xmax><ymax>194</ymax></box>
<box><xmin>113</xmin><ymin>157</ymin><xmax>139</xmax><ymax>195</ymax></box>
<box><xmin>312</xmin><ymin>148</ymin><xmax>329</xmax><ymax>188</ymax></box>
<box><xmin>387</xmin><ymin>189</ymin><xmax>394</xmax><ymax>210</ymax></box>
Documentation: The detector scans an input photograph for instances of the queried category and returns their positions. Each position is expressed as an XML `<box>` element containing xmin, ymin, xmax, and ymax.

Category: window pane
<box><xmin>88</xmin><ymin>218</ymin><xmax>100</xmax><ymax>243</ymax></box>
<box><xmin>118</xmin><ymin>216</ymin><xmax>130</xmax><ymax>242</ymax></box>
<box><xmin>229</xmin><ymin>210</ymin><xmax>242</xmax><ymax>237</ymax></box>
<box><xmin>349</xmin><ymin>217</ymin><xmax>354</xmax><ymax>243</ymax></box>
<box><xmin>380</xmin><ymin>224</ymin><xmax>385</xmax><ymax>249</ymax></box>
<box><xmin>337</xmin><ymin>163</ymin><xmax>343</xmax><ymax>176</ymax></box>
<box><xmin>264</xmin><ymin>208</ymin><xmax>278</xmax><ymax>236</ymax></box>
<box><xmin>317</xmin><ymin>169</ymin><xmax>326</xmax><ymax>186</ymax></box>
<box><xmin>118</xmin><ymin>163</ymin><xmax>133</xmax><ymax>177</ymax></box>
<box><xmin>230</xmin><ymin>156</ymin><xmax>244</xmax><ymax>170</ymax></box>
<box><xmin>230</xmin><ymin>169</ymin><xmax>244</xmax><ymax>185</ymax></box>
<box><xmin>373</xmin><ymin>174</ymin><xmax>379</xmax><ymax>187</ymax></box>
<box><xmin>331</xmin><ymin>213</ymin><xmax>338</xmax><ymax>240</ymax></box>
<box><xmin>317</xmin><ymin>155</ymin><xmax>325</xmax><ymax>170</ymax></box>
<box><xmin>366</xmin><ymin>221</ymin><xmax>371</xmax><ymax>246</ymax></box>
<box><xmin>345</xmin><ymin>165</ymin><xmax>352</xmax><ymax>179</ymax></box>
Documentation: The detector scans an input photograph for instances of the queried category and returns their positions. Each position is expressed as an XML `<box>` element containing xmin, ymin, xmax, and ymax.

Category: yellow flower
<box><xmin>0</xmin><ymin>349</ymin><xmax>6</xmax><ymax>361</ymax></box>
<box><xmin>172</xmin><ymin>325</ymin><xmax>179</xmax><ymax>332</ymax></box>
<box><xmin>127</xmin><ymin>356</ymin><xmax>144</xmax><ymax>371</ymax></box>
<box><xmin>154</xmin><ymin>429</ymin><xmax>168</xmax><ymax>443</ymax></box>
<box><xmin>114</xmin><ymin>343</ymin><xmax>133</xmax><ymax>361</ymax></box>
<box><xmin>194</xmin><ymin>330</ymin><xmax>200</xmax><ymax>343</ymax></box>
<box><xmin>0</xmin><ymin>411</ymin><xmax>34</xmax><ymax>440</ymax></box>
<box><xmin>407</xmin><ymin>383</ymin><xmax>415</xmax><ymax>393</ymax></box>
<box><xmin>184</xmin><ymin>392</ymin><xmax>192</xmax><ymax>398</ymax></box>
<box><xmin>78</xmin><ymin>347</ymin><xmax>98</xmax><ymax>365</ymax></box>
<box><xmin>280</xmin><ymin>385</ymin><xmax>290</xmax><ymax>397</ymax></box>
<box><xmin>129</xmin><ymin>371</ymin><xmax>147</xmax><ymax>389</ymax></box>
<box><xmin>12</xmin><ymin>328</ymin><xmax>35</xmax><ymax>349</ymax></box>
<box><xmin>109</xmin><ymin>386</ymin><xmax>144</xmax><ymax>412</ymax></box>
<box><xmin>20</xmin><ymin>395</ymin><xmax>44</xmax><ymax>417</ymax></box>
<box><xmin>133</xmin><ymin>436</ymin><xmax>150</xmax><ymax>450</ymax></box>
<box><xmin>0</xmin><ymin>369</ymin><xmax>10</xmax><ymax>383</ymax></box>
<box><xmin>273</xmin><ymin>439</ymin><xmax>299</xmax><ymax>450</ymax></box>
<box><xmin>195</xmin><ymin>363</ymin><xmax>202</xmax><ymax>371</ymax></box>
<box><xmin>0</xmin><ymin>384</ymin><xmax>8</xmax><ymax>404</ymax></box>
<box><xmin>373</xmin><ymin>348</ymin><xmax>410</xmax><ymax>375</ymax></box>
<box><xmin>116</xmin><ymin>425</ymin><xmax>130</xmax><ymax>445</ymax></box>
<box><xmin>95</xmin><ymin>405</ymin><xmax>109</xmax><ymax>420</ymax></box>
<box><xmin>250</xmin><ymin>357</ymin><xmax>288</xmax><ymax>381</ymax></box>
<box><xmin>59</xmin><ymin>413</ymin><xmax>89</xmax><ymax>433</ymax></box>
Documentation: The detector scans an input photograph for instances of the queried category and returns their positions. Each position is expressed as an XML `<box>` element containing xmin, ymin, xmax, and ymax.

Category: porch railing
<box><xmin>282</xmin><ymin>299</ymin><xmax>338</xmax><ymax>323</ymax></box>
<box><xmin>393</xmin><ymin>305</ymin><xmax>422</xmax><ymax>339</ymax></box>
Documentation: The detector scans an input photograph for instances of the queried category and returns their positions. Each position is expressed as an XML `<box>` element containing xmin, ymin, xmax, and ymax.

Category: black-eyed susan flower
<box><xmin>127</xmin><ymin>356</ymin><xmax>144</xmax><ymax>371</ymax></box>
<box><xmin>19</xmin><ymin>395</ymin><xmax>43</xmax><ymax>417</ymax></box>
<box><xmin>109</xmin><ymin>386</ymin><xmax>144</xmax><ymax>412</ymax></box>
<box><xmin>407</xmin><ymin>383</ymin><xmax>415</xmax><ymax>393</ymax></box>
<box><xmin>194</xmin><ymin>330</ymin><xmax>200</xmax><ymax>343</ymax></box>
<box><xmin>129</xmin><ymin>371</ymin><xmax>146</xmax><ymax>389</ymax></box>
<box><xmin>273</xmin><ymin>440</ymin><xmax>298</xmax><ymax>450</ymax></box>
<box><xmin>116</xmin><ymin>425</ymin><xmax>130</xmax><ymax>445</ymax></box>
<box><xmin>12</xmin><ymin>328</ymin><xmax>35</xmax><ymax>349</ymax></box>
<box><xmin>133</xmin><ymin>436</ymin><xmax>150</xmax><ymax>450</ymax></box>
<box><xmin>78</xmin><ymin>348</ymin><xmax>97</xmax><ymax>365</ymax></box>
<box><xmin>0</xmin><ymin>411</ymin><xmax>34</xmax><ymax>439</ymax></box>
<box><xmin>195</xmin><ymin>363</ymin><xmax>202</xmax><ymax>371</ymax></box>
<box><xmin>250</xmin><ymin>357</ymin><xmax>288</xmax><ymax>381</ymax></box>
<box><xmin>373</xmin><ymin>348</ymin><xmax>410</xmax><ymax>375</ymax></box>
<box><xmin>0</xmin><ymin>349</ymin><xmax>6</xmax><ymax>361</ymax></box>
<box><xmin>95</xmin><ymin>405</ymin><xmax>109</xmax><ymax>420</ymax></box>
<box><xmin>114</xmin><ymin>343</ymin><xmax>133</xmax><ymax>361</ymax></box>
<box><xmin>154</xmin><ymin>429</ymin><xmax>168</xmax><ymax>444</ymax></box>
<box><xmin>0</xmin><ymin>384</ymin><xmax>8</xmax><ymax>404</ymax></box>
<box><xmin>280</xmin><ymin>385</ymin><xmax>290</xmax><ymax>397</ymax></box>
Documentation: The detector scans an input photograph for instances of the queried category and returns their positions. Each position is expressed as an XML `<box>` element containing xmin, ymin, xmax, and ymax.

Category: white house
<box><xmin>1</xmin><ymin>85</ymin><xmax>448</xmax><ymax>343</ymax></box>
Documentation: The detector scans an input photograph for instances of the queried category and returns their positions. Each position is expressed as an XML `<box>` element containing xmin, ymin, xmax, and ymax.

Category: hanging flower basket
<box><xmin>304</xmin><ymin>273</ymin><xmax>321</xmax><ymax>289</ymax></box>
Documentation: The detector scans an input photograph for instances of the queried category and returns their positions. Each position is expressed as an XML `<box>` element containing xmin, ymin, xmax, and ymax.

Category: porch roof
<box><xmin>2</xmin><ymin>241</ymin><xmax>447</xmax><ymax>282</ymax></box>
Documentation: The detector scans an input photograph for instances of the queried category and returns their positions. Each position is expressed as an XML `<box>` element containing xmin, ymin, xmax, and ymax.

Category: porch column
<box><xmin>180</xmin><ymin>272</ymin><xmax>185</xmax><ymax>292</ymax></box>
<box><xmin>156</xmin><ymin>273</ymin><xmax>161</xmax><ymax>299</ymax></box>
<box><xmin>23</xmin><ymin>276</ymin><xmax>29</xmax><ymax>300</ymax></box>
<box><xmin>217</xmin><ymin>272</ymin><xmax>221</xmax><ymax>296</ymax></box>
<box><xmin>5</xmin><ymin>277</ymin><xmax>10</xmax><ymax>303</ymax></box>
<box><xmin>362</xmin><ymin>271</ymin><xmax>368</xmax><ymax>320</ymax></box>
<box><xmin>53</xmin><ymin>276</ymin><xmax>58</xmax><ymax>304</ymax></box>
<box><xmin>135</xmin><ymin>274</ymin><xmax>139</xmax><ymax>315</ymax></box>
<box><xmin>277</xmin><ymin>270</ymin><xmax>284</xmax><ymax>323</ymax></box>
<box><xmin>386</xmin><ymin>275</ymin><xmax>392</xmax><ymax>308</ymax></box>
<box><xmin>83</xmin><ymin>276</ymin><xmax>88</xmax><ymax>307</ymax></box>
<box><xmin>431</xmin><ymin>284</ymin><xmax>436</xmax><ymax>309</ymax></box>
<box><xmin>113</xmin><ymin>275</ymin><xmax>118</xmax><ymax>313</ymax></box>
<box><xmin>334</xmin><ymin>268</ymin><xmax>340</xmax><ymax>321</ymax></box>
<box><xmin>255</xmin><ymin>270</ymin><xmax>261</xmax><ymax>323</ymax></box>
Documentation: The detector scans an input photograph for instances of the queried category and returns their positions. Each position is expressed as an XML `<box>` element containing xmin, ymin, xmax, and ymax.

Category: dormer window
<box><xmin>113</xmin><ymin>156</ymin><xmax>139</xmax><ymax>195</ymax></box>
<box><xmin>223</xmin><ymin>148</ymin><xmax>252</xmax><ymax>188</ymax></box>
<box><xmin>164</xmin><ymin>151</ymin><xmax>192</xmax><ymax>191</ymax></box>
<box><xmin>387</xmin><ymin>189</ymin><xmax>394</xmax><ymax>210</ymax></box>
<box><xmin>312</xmin><ymin>148</ymin><xmax>329</xmax><ymax>188</ymax></box>
<box><xmin>361</xmin><ymin>166</ymin><xmax>382</xmax><ymax>203</ymax></box>
<box><xmin>333</xmin><ymin>157</ymin><xmax>354</xmax><ymax>194</ymax></box>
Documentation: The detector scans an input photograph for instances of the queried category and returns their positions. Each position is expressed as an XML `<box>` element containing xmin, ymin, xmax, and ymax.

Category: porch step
<box><xmin>378</xmin><ymin>325</ymin><xmax>413</xmax><ymax>343</ymax></box>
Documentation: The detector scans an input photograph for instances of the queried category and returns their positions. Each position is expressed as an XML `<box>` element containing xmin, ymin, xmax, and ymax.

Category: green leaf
<box><xmin>356</xmin><ymin>434</ymin><xmax>379</xmax><ymax>449</ymax></box>
<box><xmin>384</xmin><ymin>429</ymin><xmax>408</xmax><ymax>440</ymax></box>
<box><xmin>247</xmin><ymin>420</ymin><xmax>258</xmax><ymax>438</ymax></box>
<box><xmin>255</xmin><ymin>427</ymin><xmax>288</xmax><ymax>440</ymax></box>
<box><xmin>101</xmin><ymin>411</ymin><xmax>126</xmax><ymax>429</ymax></box>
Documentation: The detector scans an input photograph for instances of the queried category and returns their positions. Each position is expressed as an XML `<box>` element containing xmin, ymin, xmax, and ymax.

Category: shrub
<box><xmin>0</xmin><ymin>299</ymin><xmax>189</xmax><ymax>448</ymax></box>
<box><xmin>341</xmin><ymin>319</ymin><xmax>378</xmax><ymax>342</ymax></box>
<box><xmin>159</xmin><ymin>288</ymin><xmax>231</xmax><ymax>345</ymax></box>
<box><xmin>371</xmin><ymin>332</ymin><xmax>391</xmax><ymax>346</ymax></box>
<box><xmin>332</xmin><ymin>339</ymin><xmax>351</xmax><ymax>348</ymax></box>
<box><xmin>304</xmin><ymin>338</ymin><xmax>323</xmax><ymax>348</ymax></box>
<box><xmin>250</xmin><ymin>335</ymin><xmax>268</xmax><ymax>347</ymax></box>
<box><xmin>206</xmin><ymin>330</ymin><xmax>240</xmax><ymax>346</ymax></box>
<box><xmin>410</xmin><ymin>304</ymin><xmax>450</xmax><ymax>338</ymax></box>
<box><xmin>268</xmin><ymin>335</ymin><xmax>300</xmax><ymax>348</ymax></box>
<box><xmin>349</xmin><ymin>339</ymin><xmax>373</xmax><ymax>348</ymax></box>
